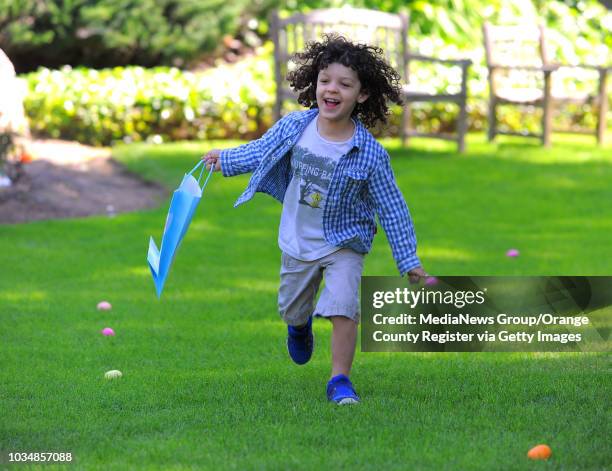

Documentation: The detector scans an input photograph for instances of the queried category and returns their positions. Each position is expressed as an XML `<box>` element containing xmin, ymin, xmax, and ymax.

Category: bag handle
<box><xmin>187</xmin><ymin>160</ymin><xmax>214</xmax><ymax>191</ymax></box>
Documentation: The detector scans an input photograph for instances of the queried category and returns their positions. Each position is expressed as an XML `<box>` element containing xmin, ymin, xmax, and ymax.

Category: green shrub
<box><xmin>22</xmin><ymin>36</ymin><xmax>610</xmax><ymax>146</ymax></box>
<box><xmin>250</xmin><ymin>0</ymin><xmax>611</xmax><ymax>54</ymax></box>
<box><xmin>23</xmin><ymin>47</ymin><xmax>276</xmax><ymax>146</ymax></box>
<box><xmin>0</xmin><ymin>0</ymin><xmax>247</xmax><ymax>72</ymax></box>
<box><xmin>21</xmin><ymin>0</ymin><xmax>612</xmax><ymax>145</ymax></box>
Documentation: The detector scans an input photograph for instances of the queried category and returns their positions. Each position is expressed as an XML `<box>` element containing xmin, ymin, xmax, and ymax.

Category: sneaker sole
<box><xmin>336</xmin><ymin>397</ymin><xmax>360</xmax><ymax>405</ymax></box>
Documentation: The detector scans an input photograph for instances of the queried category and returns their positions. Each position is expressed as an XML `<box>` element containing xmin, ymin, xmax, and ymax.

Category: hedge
<box><xmin>0</xmin><ymin>0</ymin><xmax>248</xmax><ymax>72</ymax></box>
<box><xmin>23</xmin><ymin>39</ymin><xmax>609</xmax><ymax>146</ymax></box>
<box><xmin>23</xmin><ymin>47</ymin><xmax>275</xmax><ymax>146</ymax></box>
<box><xmin>4</xmin><ymin>0</ymin><xmax>610</xmax><ymax>74</ymax></box>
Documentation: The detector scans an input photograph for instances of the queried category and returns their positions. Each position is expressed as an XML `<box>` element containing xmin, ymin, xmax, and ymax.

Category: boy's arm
<box><xmin>369</xmin><ymin>151</ymin><xmax>422</xmax><ymax>276</ymax></box>
<box><xmin>217</xmin><ymin>119</ymin><xmax>284</xmax><ymax>177</ymax></box>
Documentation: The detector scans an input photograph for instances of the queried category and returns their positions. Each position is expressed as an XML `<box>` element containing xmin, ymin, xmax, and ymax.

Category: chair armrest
<box><xmin>407</xmin><ymin>53</ymin><xmax>472</xmax><ymax>67</ymax></box>
<box><xmin>489</xmin><ymin>64</ymin><xmax>559</xmax><ymax>73</ymax></box>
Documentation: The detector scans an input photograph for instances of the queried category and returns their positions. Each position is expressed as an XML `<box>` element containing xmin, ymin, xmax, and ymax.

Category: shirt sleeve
<box><xmin>369</xmin><ymin>150</ymin><xmax>421</xmax><ymax>276</ymax></box>
<box><xmin>219</xmin><ymin>118</ymin><xmax>284</xmax><ymax>177</ymax></box>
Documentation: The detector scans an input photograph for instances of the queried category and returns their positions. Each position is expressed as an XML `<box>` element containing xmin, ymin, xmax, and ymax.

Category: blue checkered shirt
<box><xmin>219</xmin><ymin>109</ymin><xmax>421</xmax><ymax>275</ymax></box>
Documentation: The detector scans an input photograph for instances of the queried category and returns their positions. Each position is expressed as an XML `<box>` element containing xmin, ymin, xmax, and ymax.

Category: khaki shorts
<box><xmin>278</xmin><ymin>248</ymin><xmax>364</xmax><ymax>326</ymax></box>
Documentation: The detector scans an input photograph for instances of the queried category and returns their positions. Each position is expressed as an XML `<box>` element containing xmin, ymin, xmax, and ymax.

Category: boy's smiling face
<box><xmin>315</xmin><ymin>62</ymin><xmax>369</xmax><ymax>124</ymax></box>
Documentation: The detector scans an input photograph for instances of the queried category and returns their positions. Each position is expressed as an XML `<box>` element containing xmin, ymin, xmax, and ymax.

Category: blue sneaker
<box><xmin>286</xmin><ymin>317</ymin><xmax>314</xmax><ymax>365</ymax></box>
<box><xmin>327</xmin><ymin>374</ymin><xmax>360</xmax><ymax>405</ymax></box>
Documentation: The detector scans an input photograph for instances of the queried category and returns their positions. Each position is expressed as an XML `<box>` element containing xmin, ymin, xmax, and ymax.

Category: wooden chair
<box><xmin>270</xmin><ymin>8</ymin><xmax>472</xmax><ymax>152</ymax></box>
<box><xmin>483</xmin><ymin>22</ymin><xmax>610</xmax><ymax>146</ymax></box>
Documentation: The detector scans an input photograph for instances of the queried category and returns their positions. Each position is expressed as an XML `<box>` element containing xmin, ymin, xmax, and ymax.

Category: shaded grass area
<box><xmin>1</xmin><ymin>133</ymin><xmax>610</xmax><ymax>469</ymax></box>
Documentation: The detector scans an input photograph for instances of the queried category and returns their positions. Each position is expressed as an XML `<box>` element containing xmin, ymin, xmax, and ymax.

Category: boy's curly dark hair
<box><xmin>286</xmin><ymin>33</ymin><xmax>403</xmax><ymax>129</ymax></box>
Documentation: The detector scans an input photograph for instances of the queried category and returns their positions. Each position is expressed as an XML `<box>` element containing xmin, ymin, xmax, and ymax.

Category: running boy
<box><xmin>203</xmin><ymin>34</ymin><xmax>426</xmax><ymax>405</ymax></box>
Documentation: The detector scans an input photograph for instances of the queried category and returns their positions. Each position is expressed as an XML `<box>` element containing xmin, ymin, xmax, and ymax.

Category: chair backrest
<box><xmin>483</xmin><ymin>23</ymin><xmax>549</xmax><ymax>67</ymax></box>
<box><xmin>270</xmin><ymin>8</ymin><xmax>408</xmax><ymax>116</ymax></box>
<box><xmin>483</xmin><ymin>22</ymin><xmax>549</xmax><ymax>93</ymax></box>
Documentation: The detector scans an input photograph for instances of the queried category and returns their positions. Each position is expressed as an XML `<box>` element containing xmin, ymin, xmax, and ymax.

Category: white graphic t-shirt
<box><xmin>278</xmin><ymin>117</ymin><xmax>355</xmax><ymax>260</ymax></box>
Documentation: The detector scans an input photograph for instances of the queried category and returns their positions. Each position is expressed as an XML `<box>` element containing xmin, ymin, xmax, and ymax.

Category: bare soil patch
<box><xmin>0</xmin><ymin>139</ymin><xmax>168</xmax><ymax>224</ymax></box>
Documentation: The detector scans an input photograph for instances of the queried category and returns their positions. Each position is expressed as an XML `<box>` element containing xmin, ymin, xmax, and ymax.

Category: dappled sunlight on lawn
<box><xmin>358</xmin><ymin>350</ymin><xmax>609</xmax><ymax>365</ymax></box>
<box><xmin>537</xmin><ymin>176</ymin><xmax>580</xmax><ymax>190</ymax></box>
<box><xmin>216</xmin><ymin>317</ymin><xmax>334</xmax><ymax>342</ymax></box>
<box><xmin>523</xmin><ymin>136</ymin><xmax>611</xmax><ymax>159</ymax></box>
<box><xmin>144</xmin><ymin>286</ymin><xmax>272</xmax><ymax>305</ymax></box>
<box><xmin>381</xmin><ymin>133</ymin><xmax>612</xmax><ymax>165</ymax></box>
<box><xmin>420</xmin><ymin>246</ymin><xmax>475</xmax><ymax>262</ymax></box>
<box><xmin>0</xmin><ymin>289</ymin><xmax>48</xmax><ymax>303</ymax></box>
<box><xmin>490</xmin><ymin>351</ymin><xmax>610</xmax><ymax>366</ymax></box>
<box><xmin>232</xmin><ymin>278</ymin><xmax>278</xmax><ymax>294</ymax></box>
<box><xmin>123</xmin><ymin>266</ymin><xmax>151</xmax><ymax>278</ymax></box>
<box><xmin>183</xmin><ymin>219</ymin><xmax>219</xmax><ymax>234</ymax></box>
<box><xmin>381</xmin><ymin>136</ymin><xmax>453</xmax><ymax>151</ymax></box>
<box><xmin>231</xmin><ymin>228</ymin><xmax>277</xmax><ymax>240</ymax></box>
<box><xmin>234</xmin><ymin>318</ymin><xmax>284</xmax><ymax>333</ymax></box>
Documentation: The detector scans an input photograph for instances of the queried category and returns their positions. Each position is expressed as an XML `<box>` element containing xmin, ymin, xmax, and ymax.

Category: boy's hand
<box><xmin>201</xmin><ymin>149</ymin><xmax>221</xmax><ymax>172</ymax></box>
<box><xmin>407</xmin><ymin>266</ymin><xmax>428</xmax><ymax>284</ymax></box>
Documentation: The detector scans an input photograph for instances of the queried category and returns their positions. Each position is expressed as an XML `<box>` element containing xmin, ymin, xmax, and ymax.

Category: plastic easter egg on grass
<box><xmin>527</xmin><ymin>444</ymin><xmax>552</xmax><ymax>460</ymax></box>
<box><xmin>97</xmin><ymin>301</ymin><xmax>112</xmax><ymax>311</ymax></box>
<box><xmin>101</xmin><ymin>327</ymin><xmax>115</xmax><ymax>336</ymax></box>
<box><xmin>506</xmin><ymin>249</ymin><xmax>520</xmax><ymax>257</ymax></box>
<box><xmin>104</xmin><ymin>370</ymin><xmax>122</xmax><ymax>380</ymax></box>
<box><xmin>425</xmin><ymin>276</ymin><xmax>439</xmax><ymax>286</ymax></box>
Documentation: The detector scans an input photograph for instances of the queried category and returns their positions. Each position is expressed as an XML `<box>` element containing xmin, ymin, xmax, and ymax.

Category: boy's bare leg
<box><xmin>330</xmin><ymin>316</ymin><xmax>358</xmax><ymax>378</ymax></box>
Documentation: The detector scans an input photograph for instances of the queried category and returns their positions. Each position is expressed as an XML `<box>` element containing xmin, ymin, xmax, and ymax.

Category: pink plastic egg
<box><xmin>97</xmin><ymin>301</ymin><xmax>112</xmax><ymax>311</ymax></box>
<box><xmin>425</xmin><ymin>276</ymin><xmax>439</xmax><ymax>286</ymax></box>
<box><xmin>506</xmin><ymin>249</ymin><xmax>520</xmax><ymax>257</ymax></box>
<box><xmin>101</xmin><ymin>327</ymin><xmax>115</xmax><ymax>336</ymax></box>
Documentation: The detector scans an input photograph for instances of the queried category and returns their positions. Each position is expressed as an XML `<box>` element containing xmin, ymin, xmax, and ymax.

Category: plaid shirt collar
<box><xmin>285</xmin><ymin>108</ymin><xmax>368</xmax><ymax>151</ymax></box>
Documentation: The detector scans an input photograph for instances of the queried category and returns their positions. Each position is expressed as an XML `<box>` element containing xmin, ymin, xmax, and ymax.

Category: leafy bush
<box><xmin>23</xmin><ymin>32</ymin><xmax>611</xmax><ymax>145</ymax></box>
<box><xmin>257</xmin><ymin>0</ymin><xmax>611</xmax><ymax>51</ymax></box>
<box><xmin>262</xmin><ymin>0</ymin><xmax>610</xmax><ymax>136</ymax></box>
<box><xmin>23</xmin><ymin>47</ymin><xmax>275</xmax><ymax>146</ymax></box>
<box><xmin>20</xmin><ymin>0</ymin><xmax>611</xmax><ymax>143</ymax></box>
<box><xmin>0</xmin><ymin>0</ymin><xmax>247</xmax><ymax>72</ymax></box>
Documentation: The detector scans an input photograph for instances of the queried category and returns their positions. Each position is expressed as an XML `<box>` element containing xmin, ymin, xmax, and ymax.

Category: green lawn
<box><xmin>1</xmin><ymin>133</ymin><xmax>610</xmax><ymax>470</ymax></box>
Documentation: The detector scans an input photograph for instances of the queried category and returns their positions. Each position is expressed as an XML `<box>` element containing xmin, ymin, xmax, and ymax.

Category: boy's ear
<box><xmin>357</xmin><ymin>90</ymin><xmax>369</xmax><ymax>103</ymax></box>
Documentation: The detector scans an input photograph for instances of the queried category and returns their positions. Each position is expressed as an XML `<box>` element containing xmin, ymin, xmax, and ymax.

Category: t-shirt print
<box><xmin>278</xmin><ymin>116</ymin><xmax>354</xmax><ymax>261</ymax></box>
<box><xmin>291</xmin><ymin>145</ymin><xmax>336</xmax><ymax>210</ymax></box>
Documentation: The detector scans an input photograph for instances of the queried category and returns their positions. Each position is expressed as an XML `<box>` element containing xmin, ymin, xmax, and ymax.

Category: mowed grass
<box><xmin>1</xmin><ymin>133</ymin><xmax>610</xmax><ymax>470</ymax></box>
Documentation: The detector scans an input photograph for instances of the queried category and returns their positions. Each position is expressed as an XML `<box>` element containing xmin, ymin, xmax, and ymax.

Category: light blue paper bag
<box><xmin>148</xmin><ymin>160</ymin><xmax>213</xmax><ymax>297</ymax></box>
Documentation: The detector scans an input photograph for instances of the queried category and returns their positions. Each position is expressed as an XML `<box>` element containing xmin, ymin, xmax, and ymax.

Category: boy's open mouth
<box><xmin>323</xmin><ymin>98</ymin><xmax>340</xmax><ymax>108</ymax></box>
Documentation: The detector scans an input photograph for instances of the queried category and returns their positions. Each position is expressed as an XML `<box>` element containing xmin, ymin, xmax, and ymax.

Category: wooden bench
<box><xmin>483</xmin><ymin>22</ymin><xmax>610</xmax><ymax>146</ymax></box>
<box><xmin>270</xmin><ymin>8</ymin><xmax>472</xmax><ymax>152</ymax></box>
